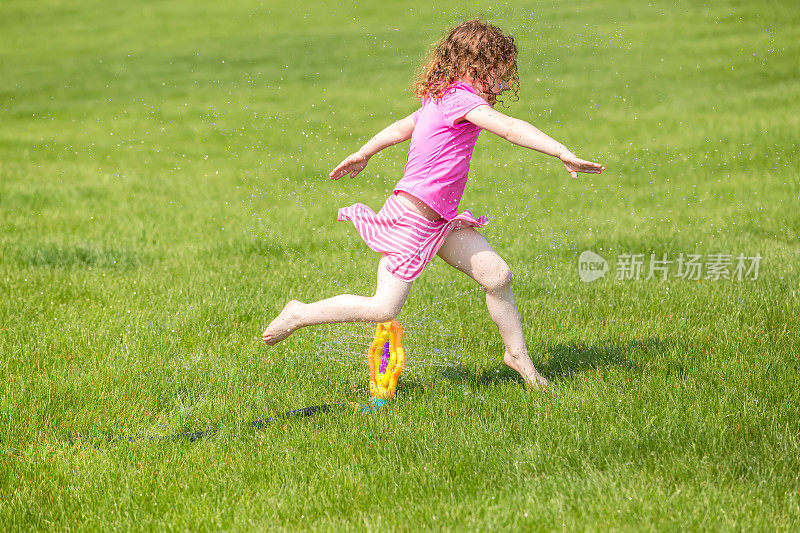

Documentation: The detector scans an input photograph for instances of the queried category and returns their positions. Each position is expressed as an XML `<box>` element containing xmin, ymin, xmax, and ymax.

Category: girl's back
<box><xmin>398</xmin><ymin>81</ymin><xmax>489</xmax><ymax>222</ymax></box>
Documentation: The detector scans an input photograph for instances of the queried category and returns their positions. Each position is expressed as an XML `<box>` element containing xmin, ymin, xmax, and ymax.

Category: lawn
<box><xmin>1</xmin><ymin>0</ymin><xmax>799</xmax><ymax>530</ymax></box>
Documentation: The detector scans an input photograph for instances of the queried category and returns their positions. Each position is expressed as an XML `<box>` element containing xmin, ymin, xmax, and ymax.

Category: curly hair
<box><xmin>412</xmin><ymin>19</ymin><xmax>519</xmax><ymax>105</ymax></box>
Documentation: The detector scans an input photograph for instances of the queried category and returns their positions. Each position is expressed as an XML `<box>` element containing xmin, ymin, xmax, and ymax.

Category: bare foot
<box><xmin>503</xmin><ymin>351</ymin><xmax>549</xmax><ymax>389</ymax></box>
<box><xmin>262</xmin><ymin>300</ymin><xmax>303</xmax><ymax>345</ymax></box>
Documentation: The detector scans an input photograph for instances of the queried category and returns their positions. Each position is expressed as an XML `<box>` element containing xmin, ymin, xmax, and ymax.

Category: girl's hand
<box><xmin>329</xmin><ymin>152</ymin><xmax>370</xmax><ymax>180</ymax></box>
<box><xmin>559</xmin><ymin>150</ymin><xmax>605</xmax><ymax>179</ymax></box>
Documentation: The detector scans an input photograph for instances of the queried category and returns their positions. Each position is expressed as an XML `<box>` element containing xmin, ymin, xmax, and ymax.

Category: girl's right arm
<box><xmin>329</xmin><ymin>113</ymin><xmax>417</xmax><ymax>180</ymax></box>
<box><xmin>463</xmin><ymin>105</ymin><xmax>604</xmax><ymax>179</ymax></box>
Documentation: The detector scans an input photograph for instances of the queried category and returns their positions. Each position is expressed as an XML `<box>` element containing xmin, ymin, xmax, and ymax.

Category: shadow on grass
<box><xmin>436</xmin><ymin>337</ymin><xmax>672</xmax><ymax>387</ymax></box>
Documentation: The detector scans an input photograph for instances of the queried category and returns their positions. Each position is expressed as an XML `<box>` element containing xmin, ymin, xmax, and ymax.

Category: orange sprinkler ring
<box><xmin>368</xmin><ymin>321</ymin><xmax>406</xmax><ymax>399</ymax></box>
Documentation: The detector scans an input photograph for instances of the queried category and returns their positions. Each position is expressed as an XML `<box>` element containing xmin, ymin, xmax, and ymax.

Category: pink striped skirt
<box><xmin>337</xmin><ymin>193</ymin><xmax>489</xmax><ymax>282</ymax></box>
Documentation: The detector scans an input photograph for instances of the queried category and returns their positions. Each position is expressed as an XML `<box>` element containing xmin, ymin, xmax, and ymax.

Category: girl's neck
<box><xmin>460</xmin><ymin>73</ymin><xmax>477</xmax><ymax>89</ymax></box>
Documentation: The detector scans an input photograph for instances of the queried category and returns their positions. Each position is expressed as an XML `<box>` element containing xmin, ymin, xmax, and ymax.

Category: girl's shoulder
<box><xmin>420</xmin><ymin>80</ymin><xmax>480</xmax><ymax>106</ymax></box>
<box><xmin>432</xmin><ymin>81</ymin><xmax>489</xmax><ymax>129</ymax></box>
<box><xmin>415</xmin><ymin>81</ymin><xmax>487</xmax><ymax>128</ymax></box>
<box><xmin>440</xmin><ymin>81</ymin><xmax>487</xmax><ymax>109</ymax></box>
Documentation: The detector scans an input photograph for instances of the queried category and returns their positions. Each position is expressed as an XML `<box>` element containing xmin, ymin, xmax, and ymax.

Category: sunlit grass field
<box><xmin>2</xmin><ymin>0</ymin><xmax>799</xmax><ymax>530</ymax></box>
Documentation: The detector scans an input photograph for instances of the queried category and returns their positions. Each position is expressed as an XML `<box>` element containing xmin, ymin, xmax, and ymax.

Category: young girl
<box><xmin>262</xmin><ymin>19</ymin><xmax>604</xmax><ymax>388</ymax></box>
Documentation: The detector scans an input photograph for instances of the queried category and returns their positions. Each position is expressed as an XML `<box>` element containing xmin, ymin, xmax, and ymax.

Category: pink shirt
<box><xmin>393</xmin><ymin>81</ymin><xmax>489</xmax><ymax>221</ymax></box>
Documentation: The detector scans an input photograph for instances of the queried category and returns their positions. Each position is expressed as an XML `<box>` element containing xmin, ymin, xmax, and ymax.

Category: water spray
<box><xmin>68</xmin><ymin>321</ymin><xmax>408</xmax><ymax>443</ymax></box>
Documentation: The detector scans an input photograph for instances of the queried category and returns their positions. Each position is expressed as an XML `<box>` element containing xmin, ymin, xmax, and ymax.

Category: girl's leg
<box><xmin>262</xmin><ymin>255</ymin><xmax>413</xmax><ymax>345</ymax></box>
<box><xmin>435</xmin><ymin>227</ymin><xmax>547</xmax><ymax>388</ymax></box>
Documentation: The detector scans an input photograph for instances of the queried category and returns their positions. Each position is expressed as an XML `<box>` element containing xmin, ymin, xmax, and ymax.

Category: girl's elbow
<box><xmin>502</xmin><ymin>122</ymin><xmax>517</xmax><ymax>143</ymax></box>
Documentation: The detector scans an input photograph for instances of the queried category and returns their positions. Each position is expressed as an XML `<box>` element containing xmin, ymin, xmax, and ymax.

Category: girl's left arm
<box><xmin>329</xmin><ymin>113</ymin><xmax>417</xmax><ymax>180</ymax></box>
<box><xmin>463</xmin><ymin>105</ymin><xmax>604</xmax><ymax>179</ymax></box>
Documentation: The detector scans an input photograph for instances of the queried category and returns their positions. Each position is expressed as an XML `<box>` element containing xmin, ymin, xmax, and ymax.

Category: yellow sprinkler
<box><xmin>367</xmin><ymin>321</ymin><xmax>406</xmax><ymax>399</ymax></box>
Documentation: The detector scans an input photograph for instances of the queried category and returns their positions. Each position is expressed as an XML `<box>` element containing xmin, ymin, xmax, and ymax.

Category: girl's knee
<box><xmin>369</xmin><ymin>295</ymin><xmax>404</xmax><ymax>322</ymax></box>
<box><xmin>480</xmin><ymin>258</ymin><xmax>512</xmax><ymax>293</ymax></box>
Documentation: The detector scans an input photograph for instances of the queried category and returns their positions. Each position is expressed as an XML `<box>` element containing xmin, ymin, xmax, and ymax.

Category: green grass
<box><xmin>2</xmin><ymin>0</ymin><xmax>799</xmax><ymax>530</ymax></box>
